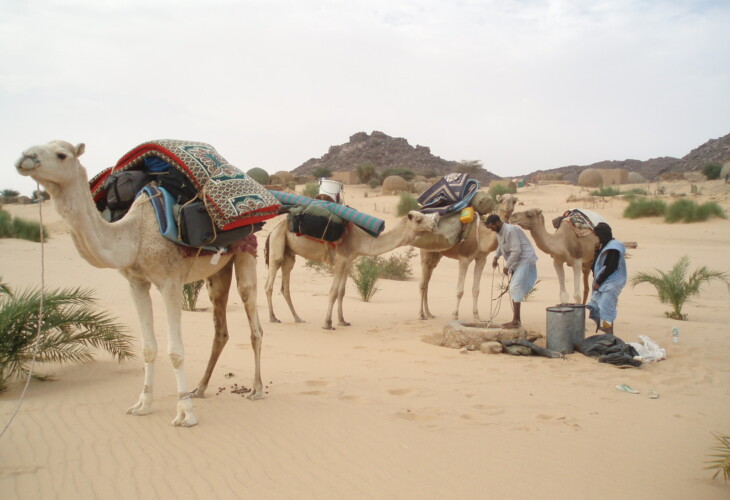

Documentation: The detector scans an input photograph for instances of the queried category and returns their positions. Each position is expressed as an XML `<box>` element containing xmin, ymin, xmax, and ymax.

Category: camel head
<box><xmin>406</xmin><ymin>210</ymin><xmax>439</xmax><ymax>234</ymax></box>
<box><xmin>509</xmin><ymin>208</ymin><xmax>543</xmax><ymax>230</ymax></box>
<box><xmin>496</xmin><ymin>193</ymin><xmax>518</xmax><ymax>220</ymax></box>
<box><xmin>16</xmin><ymin>140</ymin><xmax>87</xmax><ymax>196</ymax></box>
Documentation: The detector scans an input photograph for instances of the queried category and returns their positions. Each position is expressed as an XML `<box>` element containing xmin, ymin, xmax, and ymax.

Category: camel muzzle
<box><xmin>16</xmin><ymin>153</ymin><xmax>40</xmax><ymax>174</ymax></box>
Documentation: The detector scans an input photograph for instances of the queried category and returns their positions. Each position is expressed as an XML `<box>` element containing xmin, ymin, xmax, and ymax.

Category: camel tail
<box><xmin>264</xmin><ymin>233</ymin><xmax>270</xmax><ymax>268</ymax></box>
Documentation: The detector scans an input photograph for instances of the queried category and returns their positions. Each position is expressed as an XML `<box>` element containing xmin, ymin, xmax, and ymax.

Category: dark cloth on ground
<box><xmin>576</xmin><ymin>333</ymin><xmax>642</xmax><ymax>367</ymax></box>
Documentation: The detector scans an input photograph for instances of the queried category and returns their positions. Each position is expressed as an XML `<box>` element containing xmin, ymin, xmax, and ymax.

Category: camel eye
<box><xmin>57</xmin><ymin>153</ymin><xmax>67</xmax><ymax>160</ymax></box>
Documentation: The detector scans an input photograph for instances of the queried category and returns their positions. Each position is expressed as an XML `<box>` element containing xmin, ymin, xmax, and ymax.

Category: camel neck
<box><xmin>53</xmin><ymin>172</ymin><xmax>138</xmax><ymax>269</ymax></box>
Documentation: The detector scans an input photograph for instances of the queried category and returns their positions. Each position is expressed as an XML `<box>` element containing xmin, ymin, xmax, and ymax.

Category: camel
<box><xmin>417</xmin><ymin>194</ymin><xmax>519</xmax><ymax>320</ymax></box>
<box><xmin>264</xmin><ymin>210</ymin><xmax>438</xmax><ymax>329</ymax></box>
<box><xmin>16</xmin><ymin>140</ymin><xmax>265</xmax><ymax>427</ymax></box>
<box><xmin>508</xmin><ymin>208</ymin><xmax>598</xmax><ymax>305</ymax></box>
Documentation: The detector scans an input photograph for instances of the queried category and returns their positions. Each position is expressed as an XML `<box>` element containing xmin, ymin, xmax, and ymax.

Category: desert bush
<box><xmin>379</xmin><ymin>168</ymin><xmax>415</xmax><ymax>182</ymax></box>
<box><xmin>312</xmin><ymin>167</ymin><xmax>332</xmax><ymax>179</ymax></box>
<box><xmin>302</xmin><ymin>182</ymin><xmax>319</xmax><ymax>198</ymax></box>
<box><xmin>396</xmin><ymin>193</ymin><xmax>420</xmax><ymax>216</ymax></box>
<box><xmin>665</xmin><ymin>199</ymin><xmax>726</xmax><ymax>223</ymax></box>
<box><xmin>488</xmin><ymin>183</ymin><xmax>516</xmax><ymax>201</ymax></box>
<box><xmin>630</xmin><ymin>256</ymin><xmax>729</xmax><ymax>320</ymax></box>
<box><xmin>350</xmin><ymin>258</ymin><xmax>380</xmax><ymax>302</ymax></box>
<box><xmin>623</xmin><ymin>198</ymin><xmax>667</xmax><ymax>219</ymax></box>
<box><xmin>0</xmin><ymin>284</ymin><xmax>134</xmax><ymax>390</ymax></box>
<box><xmin>589</xmin><ymin>186</ymin><xmax>622</xmax><ymax>197</ymax></box>
<box><xmin>246</xmin><ymin>167</ymin><xmax>270</xmax><ymax>185</ymax></box>
<box><xmin>355</xmin><ymin>163</ymin><xmax>377</xmax><ymax>183</ymax></box>
<box><xmin>0</xmin><ymin>209</ymin><xmax>48</xmax><ymax>242</ymax></box>
<box><xmin>368</xmin><ymin>178</ymin><xmax>380</xmax><ymax>189</ymax></box>
<box><xmin>702</xmin><ymin>162</ymin><xmax>723</xmax><ymax>180</ymax></box>
<box><xmin>706</xmin><ymin>433</ymin><xmax>730</xmax><ymax>481</ymax></box>
<box><xmin>182</xmin><ymin>280</ymin><xmax>205</xmax><ymax>311</ymax></box>
<box><xmin>375</xmin><ymin>248</ymin><xmax>415</xmax><ymax>281</ymax></box>
<box><xmin>1</xmin><ymin>189</ymin><xmax>20</xmax><ymax>198</ymax></box>
<box><xmin>305</xmin><ymin>260</ymin><xmax>333</xmax><ymax>274</ymax></box>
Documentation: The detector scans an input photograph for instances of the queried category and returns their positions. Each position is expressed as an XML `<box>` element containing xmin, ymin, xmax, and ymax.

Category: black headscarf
<box><xmin>594</xmin><ymin>222</ymin><xmax>613</xmax><ymax>246</ymax></box>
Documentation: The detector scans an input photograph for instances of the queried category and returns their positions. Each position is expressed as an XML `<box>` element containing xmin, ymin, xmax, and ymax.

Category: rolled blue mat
<box><xmin>269</xmin><ymin>191</ymin><xmax>385</xmax><ymax>237</ymax></box>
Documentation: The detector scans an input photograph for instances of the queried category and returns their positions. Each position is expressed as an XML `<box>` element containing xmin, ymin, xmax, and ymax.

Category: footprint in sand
<box><xmin>536</xmin><ymin>414</ymin><xmax>581</xmax><ymax>429</ymax></box>
<box><xmin>387</xmin><ymin>388</ymin><xmax>413</xmax><ymax>396</ymax></box>
<box><xmin>300</xmin><ymin>390</ymin><xmax>325</xmax><ymax>396</ymax></box>
<box><xmin>305</xmin><ymin>380</ymin><xmax>329</xmax><ymax>387</ymax></box>
<box><xmin>472</xmin><ymin>404</ymin><xmax>505</xmax><ymax>415</ymax></box>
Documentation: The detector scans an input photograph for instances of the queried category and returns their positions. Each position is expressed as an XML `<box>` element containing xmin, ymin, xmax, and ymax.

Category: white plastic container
<box><xmin>318</xmin><ymin>179</ymin><xmax>344</xmax><ymax>203</ymax></box>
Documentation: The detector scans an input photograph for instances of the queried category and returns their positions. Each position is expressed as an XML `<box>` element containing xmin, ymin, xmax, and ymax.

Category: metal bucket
<box><xmin>546</xmin><ymin>306</ymin><xmax>576</xmax><ymax>354</ymax></box>
<box><xmin>559</xmin><ymin>303</ymin><xmax>586</xmax><ymax>348</ymax></box>
<box><xmin>318</xmin><ymin>179</ymin><xmax>344</xmax><ymax>203</ymax></box>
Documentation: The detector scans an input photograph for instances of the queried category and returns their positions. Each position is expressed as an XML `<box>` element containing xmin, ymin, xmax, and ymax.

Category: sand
<box><xmin>1</xmin><ymin>180</ymin><xmax>729</xmax><ymax>499</ymax></box>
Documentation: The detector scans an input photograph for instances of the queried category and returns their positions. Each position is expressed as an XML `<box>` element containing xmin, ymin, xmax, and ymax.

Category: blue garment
<box><xmin>587</xmin><ymin>239</ymin><xmax>627</xmax><ymax>325</ymax></box>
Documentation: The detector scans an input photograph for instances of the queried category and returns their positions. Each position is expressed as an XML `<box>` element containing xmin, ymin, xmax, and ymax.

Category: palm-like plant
<box><xmin>630</xmin><ymin>256</ymin><xmax>729</xmax><ymax>320</ymax></box>
<box><xmin>706</xmin><ymin>433</ymin><xmax>730</xmax><ymax>481</ymax></box>
<box><xmin>0</xmin><ymin>284</ymin><xmax>135</xmax><ymax>390</ymax></box>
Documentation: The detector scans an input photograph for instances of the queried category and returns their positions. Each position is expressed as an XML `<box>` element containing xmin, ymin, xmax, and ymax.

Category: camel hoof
<box><xmin>171</xmin><ymin>412</ymin><xmax>198</xmax><ymax>427</ymax></box>
<box><xmin>187</xmin><ymin>387</ymin><xmax>205</xmax><ymax>399</ymax></box>
<box><xmin>248</xmin><ymin>391</ymin><xmax>264</xmax><ymax>401</ymax></box>
<box><xmin>270</xmin><ymin>317</ymin><xmax>281</xmax><ymax>324</ymax></box>
<box><xmin>338</xmin><ymin>321</ymin><xmax>351</xmax><ymax>327</ymax></box>
<box><xmin>322</xmin><ymin>325</ymin><xmax>335</xmax><ymax>330</ymax></box>
<box><xmin>294</xmin><ymin>318</ymin><xmax>305</xmax><ymax>323</ymax></box>
<box><xmin>127</xmin><ymin>405</ymin><xmax>153</xmax><ymax>416</ymax></box>
<box><xmin>451</xmin><ymin>313</ymin><xmax>459</xmax><ymax>320</ymax></box>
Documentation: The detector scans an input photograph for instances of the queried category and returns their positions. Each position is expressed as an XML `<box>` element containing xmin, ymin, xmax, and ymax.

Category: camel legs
<box><xmin>323</xmin><ymin>256</ymin><xmax>351</xmax><ymax>330</ymax></box>
<box><xmin>279</xmin><ymin>252</ymin><xmax>304</xmax><ymax>323</ymax></box>
<box><xmin>126</xmin><ymin>279</ymin><xmax>157</xmax><ymax>417</ymax></box>
<box><xmin>452</xmin><ymin>256</ymin><xmax>472</xmax><ymax>320</ymax></box>
<box><xmin>189</xmin><ymin>261</ymin><xmax>234</xmax><ymax>398</ymax></box>
<box><xmin>553</xmin><ymin>259</ymin><xmax>570</xmax><ymax>304</ymax></box>
<box><xmin>470</xmin><ymin>254</ymin><xmax>488</xmax><ymax>321</ymax></box>
<box><xmin>418</xmin><ymin>250</ymin><xmax>442</xmax><ymax>320</ymax></box>
<box><xmin>571</xmin><ymin>258</ymin><xmax>583</xmax><ymax>304</ymax></box>
<box><xmin>159</xmin><ymin>278</ymin><xmax>198</xmax><ymax>427</ymax></box>
<box><xmin>232</xmin><ymin>252</ymin><xmax>264</xmax><ymax>400</ymax></box>
<box><xmin>335</xmin><ymin>262</ymin><xmax>352</xmax><ymax>327</ymax></box>
<box><xmin>581</xmin><ymin>264</ymin><xmax>591</xmax><ymax>304</ymax></box>
<box><xmin>265</xmin><ymin>244</ymin><xmax>304</xmax><ymax>324</ymax></box>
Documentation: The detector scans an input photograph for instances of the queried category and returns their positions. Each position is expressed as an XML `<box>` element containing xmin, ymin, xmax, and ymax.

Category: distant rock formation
<box><xmin>291</xmin><ymin>131</ymin><xmax>500</xmax><ymax>184</ymax></box>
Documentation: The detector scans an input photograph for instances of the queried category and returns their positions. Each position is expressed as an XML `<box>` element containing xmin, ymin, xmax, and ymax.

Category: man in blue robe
<box><xmin>587</xmin><ymin>223</ymin><xmax>627</xmax><ymax>334</ymax></box>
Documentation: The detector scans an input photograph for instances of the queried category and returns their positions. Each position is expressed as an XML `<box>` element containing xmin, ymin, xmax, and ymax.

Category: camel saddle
<box><xmin>417</xmin><ymin>173</ymin><xmax>479</xmax><ymax>215</ymax></box>
<box><xmin>553</xmin><ymin>208</ymin><xmax>606</xmax><ymax>238</ymax></box>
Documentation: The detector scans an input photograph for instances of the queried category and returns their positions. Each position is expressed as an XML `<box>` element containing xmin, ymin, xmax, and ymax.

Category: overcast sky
<box><xmin>2</xmin><ymin>0</ymin><xmax>729</xmax><ymax>195</ymax></box>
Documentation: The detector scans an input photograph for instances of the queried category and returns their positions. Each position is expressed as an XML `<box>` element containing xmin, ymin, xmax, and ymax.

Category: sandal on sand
<box><xmin>616</xmin><ymin>384</ymin><xmax>639</xmax><ymax>394</ymax></box>
<box><xmin>648</xmin><ymin>389</ymin><xmax>660</xmax><ymax>399</ymax></box>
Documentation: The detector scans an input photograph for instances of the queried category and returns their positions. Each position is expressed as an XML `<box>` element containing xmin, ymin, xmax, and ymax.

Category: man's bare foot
<box><xmin>501</xmin><ymin>321</ymin><xmax>521</xmax><ymax>329</ymax></box>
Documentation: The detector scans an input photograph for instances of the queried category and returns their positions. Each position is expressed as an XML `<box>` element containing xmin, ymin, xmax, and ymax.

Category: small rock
<box><xmin>480</xmin><ymin>341</ymin><xmax>504</xmax><ymax>354</ymax></box>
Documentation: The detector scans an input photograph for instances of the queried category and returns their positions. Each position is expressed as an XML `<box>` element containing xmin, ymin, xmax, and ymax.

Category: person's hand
<box><xmin>492</xmin><ymin>257</ymin><xmax>498</xmax><ymax>269</ymax></box>
<box><xmin>592</xmin><ymin>280</ymin><xmax>599</xmax><ymax>291</ymax></box>
<box><xmin>503</xmin><ymin>266</ymin><xmax>510</xmax><ymax>276</ymax></box>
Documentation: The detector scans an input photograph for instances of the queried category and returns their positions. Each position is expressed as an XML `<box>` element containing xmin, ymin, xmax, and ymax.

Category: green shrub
<box><xmin>702</xmin><ymin>163</ymin><xmax>723</xmax><ymax>180</ymax></box>
<box><xmin>379</xmin><ymin>168</ymin><xmax>415</xmax><ymax>182</ymax></box>
<box><xmin>665</xmin><ymin>199</ymin><xmax>726</xmax><ymax>223</ymax></box>
<box><xmin>355</xmin><ymin>163</ymin><xmax>377</xmax><ymax>183</ymax></box>
<box><xmin>630</xmin><ymin>256</ymin><xmax>729</xmax><ymax>320</ymax></box>
<box><xmin>350</xmin><ymin>258</ymin><xmax>380</xmax><ymax>302</ymax></box>
<box><xmin>488</xmin><ymin>183</ymin><xmax>516</xmax><ymax>201</ymax></box>
<box><xmin>375</xmin><ymin>248</ymin><xmax>415</xmax><ymax>281</ymax></box>
<box><xmin>0</xmin><ymin>284</ymin><xmax>135</xmax><ymax>390</ymax></box>
<box><xmin>182</xmin><ymin>280</ymin><xmax>205</xmax><ymax>311</ymax></box>
<box><xmin>623</xmin><ymin>188</ymin><xmax>647</xmax><ymax>196</ymax></box>
<box><xmin>396</xmin><ymin>193</ymin><xmax>420</xmax><ymax>216</ymax></box>
<box><xmin>305</xmin><ymin>260</ymin><xmax>333</xmax><ymax>274</ymax></box>
<box><xmin>623</xmin><ymin>198</ymin><xmax>667</xmax><ymax>219</ymax></box>
<box><xmin>302</xmin><ymin>182</ymin><xmax>319</xmax><ymax>198</ymax></box>
<box><xmin>368</xmin><ymin>178</ymin><xmax>380</xmax><ymax>189</ymax></box>
<box><xmin>246</xmin><ymin>167</ymin><xmax>270</xmax><ymax>185</ymax></box>
<box><xmin>589</xmin><ymin>186</ymin><xmax>622</xmax><ymax>197</ymax></box>
<box><xmin>312</xmin><ymin>167</ymin><xmax>332</xmax><ymax>179</ymax></box>
<box><xmin>0</xmin><ymin>209</ymin><xmax>48</xmax><ymax>242</ymax></box>
<box><xmin>706</xmin><ymin>433</ymin><xmax>730</xmax><ymax>481</ymax></box>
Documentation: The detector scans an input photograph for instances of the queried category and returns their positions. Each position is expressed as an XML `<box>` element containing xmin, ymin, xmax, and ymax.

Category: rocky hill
<box><xmin>291</xmin><ymin>131</ymin><xmax>500</xmax><ymax>184</ymax></box>
<box><xmin>292</xmin><ymin>130</ymin><xmax>730</xmax><ymax>184</ymax></box>
<box><xmin>524</xmin><ymin>133</ymin><xmax>730</xmax><ymax>183</ymax></box>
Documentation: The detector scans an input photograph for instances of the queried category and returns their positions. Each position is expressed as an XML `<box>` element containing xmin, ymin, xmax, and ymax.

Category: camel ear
<box><xmin>536</xmin><ymin>209</ymin><xmax>542</xmax><ymax>215</ymax></box>
<box><xmin>496</xmin><ymin>194</ymin><xmax>503</xmax><ymax>202</ymax></box>
<box><xmin>75</xmin><ymin>143</ymin><xmax>86</xmax><ymax>157</ymax></box>
<box><xmin>407</xmin><ymin>212</ymin><xmax>414</xmax><ymax>221</ymax></box>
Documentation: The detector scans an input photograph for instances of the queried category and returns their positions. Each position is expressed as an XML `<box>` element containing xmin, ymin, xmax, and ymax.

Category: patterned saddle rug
<box><xmin>90</xmin><ymin>139</ymin><xmax>280</xmax><ymax>231</ymax></box>
<box><xmin>553</xmin><ymin>208</ymin><xmax>606</xmax><ymax>237</ymax></box>
<box><xmin>417</xmin><ymin>173</ymin><xmax>479</xmax><ymax>215</ymax></box>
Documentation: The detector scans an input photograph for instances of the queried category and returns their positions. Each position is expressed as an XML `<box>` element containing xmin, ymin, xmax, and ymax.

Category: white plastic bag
<box><xmin>629</xmin><ymin>335</ymin><xmax>667</xmax><ymax>363</ymax></box>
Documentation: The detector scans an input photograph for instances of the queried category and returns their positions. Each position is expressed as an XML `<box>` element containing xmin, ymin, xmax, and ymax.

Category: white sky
<box><xmin>2</xmin><ymin>0</ymin><xmax>729</xmax><ymax>195</ymax></box>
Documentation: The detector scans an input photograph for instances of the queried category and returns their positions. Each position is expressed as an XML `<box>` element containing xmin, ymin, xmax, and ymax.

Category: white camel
<box><xmin>509</xmin><ymin>208</ymin><xmax>598</xmax><ymax>304</ymax></box>
<box><xmin>16</xmin><ymin>140</ymin><xmax>265</xmax><ymax>427</ymax></box>
<box><xmin>264</xmin><ymin>211</ymin><xmax>438</xmax><ymax>329</ymax></box>
<box><xmin>417</xmin><ymin>194</ymin><xmax>519</xmax><ymax>320</ymax></box>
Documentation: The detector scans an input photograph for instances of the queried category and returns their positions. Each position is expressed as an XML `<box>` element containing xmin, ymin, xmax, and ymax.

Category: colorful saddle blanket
<box><xmin>90</xmin><ymin>140</ymin><xmax>280</xmax><ymax>230</ymax></box>
<box><xmin>556</xmin><ymin>208</ymin><xmax>607</xmax><ymax>237</ymax></box>
<box><xmin>417</xmin><ymin>173</ymin><xmax>479</xmax><ymax>215</ymax></box>
<box><xmin>270</xmin><ymin>190</ymin><xmax>385</xmax><ymax>237</ymax></box>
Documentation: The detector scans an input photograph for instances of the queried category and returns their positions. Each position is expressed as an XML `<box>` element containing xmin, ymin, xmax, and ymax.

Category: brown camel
<box><xmin>264</xmin><ymin>211</ymin><xmax>438</xmax><ymax>329</ymax></box>
<box><xmin>16</xmin><ymin>140</ymin><xmax>265</xmax><ymax>427</ymax></box>
<box><xmin>417</xmin><ymin>194</ymin><xmax>519</xmax><ymax>320</ymax></box>
<box><xmin>509</xmin><ymin>208</ymin><xmax>598</xmax><ymax>304</ymax></box>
